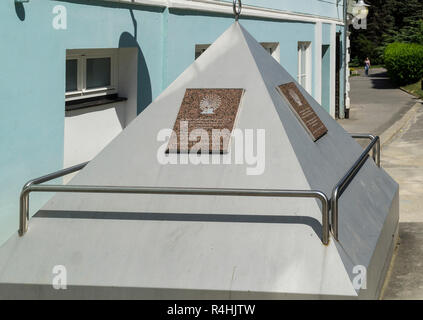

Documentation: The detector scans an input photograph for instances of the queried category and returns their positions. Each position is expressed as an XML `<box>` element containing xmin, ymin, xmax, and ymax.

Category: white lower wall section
<box><xmin>64</xmin><ymin>103</ymin><xmax>126</xmax><ymax>182</ymax></box>
<box><xmin>118</xmin><ymin>48</ymin><xmax>139</xmax><ymax>126</ymax></box>
<box><xmin>63</xmin><ymin>48</ymin><xmax>138</xmax><ymax>182</ymax></box>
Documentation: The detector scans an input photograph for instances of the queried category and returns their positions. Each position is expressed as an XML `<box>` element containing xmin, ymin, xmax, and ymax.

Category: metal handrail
<box><xmin>351</xmin><ymin>133</ymin><xmax>381</xmax><ymax>167</ymax></box>
<box><xmin>19</xmin><ymin>166</ymin><xmax>330</xmax><ymax>245</ymax></box>
<box><xmin>18</xmin><ymin>133</ymin><xmax>382</xmax><ymax>245</ymax></box>
<box><xmin>331</xmin><ymin>135</ymin><xmax>381</xmax><ymax>240</ymax></box>
<box><xmin>19</xmin><ymin>161</ymin><xmax>89</xmax><ymax>240</ymax></box>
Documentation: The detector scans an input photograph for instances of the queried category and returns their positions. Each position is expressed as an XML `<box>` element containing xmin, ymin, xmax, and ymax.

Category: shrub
<box><xmin>384</xmin><ymin>43</ymin><xmax>423</xmax><ymax>85</ymax></box>
<box><xmin>350</xmin><ymin>68</ymin><xmax>359</xmax><ymax>77</ymax></box>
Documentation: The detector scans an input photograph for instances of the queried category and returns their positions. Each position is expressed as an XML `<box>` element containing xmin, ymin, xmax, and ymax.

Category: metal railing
<box><xmin>18</xmin><ymin>133</ymin><xmax>381</xmax><ymax>246</ymax></box>
<box><xmin>19</xmin><ymin>161</ymin><xmax>89</xmax><ymax>238</ymax></box>
<box><xmin>331</xmin><ymin>134</ymin><xmax>381</xmax><ymax>240</ymax></box>
<box><xmin>351</xmin><ymin>133</ymin><xmax>381</xmax><ymax>167</ymax></box>
<box><xmin>19</xmin><ymin>169</ymin><xmax>330</xmax><ymax>245</ymax></box>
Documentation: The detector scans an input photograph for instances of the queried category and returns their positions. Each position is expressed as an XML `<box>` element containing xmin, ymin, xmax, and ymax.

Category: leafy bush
<box><xmin>384</xmin><ymin>42</ymin><xmax>423</xmax><ymax>85</ymax></box>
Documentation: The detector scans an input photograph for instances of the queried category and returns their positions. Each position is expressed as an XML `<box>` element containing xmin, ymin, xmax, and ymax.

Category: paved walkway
<box><xmin>380</xmin><ymin>103</ymin><xmax>423</xmax><ymax>299</ymax></box>
<box><xmin>338</xmin><ymin>68</ymin><xmax>417</xmax><ymax>136</ymax></box>
<box><xmin>338</xmin><ymin>68</ymin><xmax>423</xmax><ymax>300</ymax></box>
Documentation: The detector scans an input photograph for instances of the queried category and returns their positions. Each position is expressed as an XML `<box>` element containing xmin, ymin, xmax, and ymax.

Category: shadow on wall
<box><xmin>15</xmin><ymin>2</ymin><xmax>25</xmax><ymax>21</ymax></box>
<box><xmin>119</xmin><ymin>10</ymin><xmax>152</xmax><ymax>114</ymax></box>
<box><xmin>55</xmin><ymin>2</ymin><xmax>155</xmax><ymax>114</ymax></box>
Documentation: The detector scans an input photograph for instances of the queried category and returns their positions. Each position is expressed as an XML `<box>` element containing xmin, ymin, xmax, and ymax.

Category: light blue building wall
<box><xmin>165</xmin><ymin>10</ymin><xmax>315</xmax><ymax>88</ymax></box>
<box><xmin>0</xmin><ymin>0</ymin><xmax>346</xmax><ymax>246</ymax></box>
<box><xmin>0</xmin><ymin>0</ymin><xmax>164</xmax><ymax>245</ymax></box>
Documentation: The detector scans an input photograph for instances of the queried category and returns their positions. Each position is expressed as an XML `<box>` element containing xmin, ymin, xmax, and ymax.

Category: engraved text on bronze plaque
<box><xmin>277</xmin><ymin>82</ymin><xmax>328</xmax><ymax>141</ymax></box>
<box><xmin>167</xmin><ymin>88</ymin><xmax>244</xmax><ymax>153</ymax></box>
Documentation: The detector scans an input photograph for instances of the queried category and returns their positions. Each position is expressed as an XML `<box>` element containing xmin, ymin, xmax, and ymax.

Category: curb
<box><xmin>380</xmin><ymin>102</ymin><xmax>422</xmax><ymax>148</ymax></box>
<box><xmin>398</xmin><ymin>87</ymin><xmax>423</xmax><ymax>100</ymax></box>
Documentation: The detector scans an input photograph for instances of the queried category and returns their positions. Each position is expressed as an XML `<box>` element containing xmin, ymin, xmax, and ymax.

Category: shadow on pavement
<box><xmin>369</xmin><ymin>70</ymin><xmax>389</xmax><ymax>78</ymax></box>
<box><xmin>370</xmin><ymin>79</ymin><xmax>397</xmax><ymax>89</ymax></box>
<box><xmin>369</xmin><ymin>70</ymin><xmax>398</xmax><ymax>89</ymax></box>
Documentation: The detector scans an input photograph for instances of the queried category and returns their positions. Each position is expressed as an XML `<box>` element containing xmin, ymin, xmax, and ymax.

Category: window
<box><xmin>260</xmin><ymin>42</ymin><xmax>280</xmax><ymax>62</ymax></box>
<box><xmin>66</xmin><ymin>59</ymin><xmax>78</xmax><ymax>92</ymax></box>
<box><xmin>195</xmin><ymin>42</ymin><xmax>280</xmax><ymax>62</ymax></box>
<box><xmin>195</xmin><ymin>45</ymin><xmax>210</xmax><ymax>60</ymax></box>
<box><xmin>86</xmin><ymin>57</ymin><xmax>111</xmax><ymax>89</ymax></box>
<box><xmin>65</xmin><ymin>49</ymin><xmax>118</xmax><ymax>101</ymax></box>
<box><xmin>298</xmin><ymin>42</ymin><xmax>312</xmax><ymax>94</ymax></box>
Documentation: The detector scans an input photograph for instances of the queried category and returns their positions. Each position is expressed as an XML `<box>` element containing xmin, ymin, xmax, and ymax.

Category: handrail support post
<box><xmin>331</xmin><ymin>134</ymin><xmax>381</xmax><ymax>241</ymax></box>
<box><xmin>19</xmin><ymin>188</ymin><xmax>30</xmax><ymax>236</ymax></box>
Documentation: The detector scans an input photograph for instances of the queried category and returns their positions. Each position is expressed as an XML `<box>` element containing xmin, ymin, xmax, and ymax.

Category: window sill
<box><xmin>65</xmin><ymin>94</ymin><xmax>127</xmax><ymax>112</ymax></box>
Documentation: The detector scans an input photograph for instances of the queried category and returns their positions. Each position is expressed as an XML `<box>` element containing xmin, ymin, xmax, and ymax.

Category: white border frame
<box><xmin>116</xmin><ymin>0</ymin><xmax>344</xmax><ymax>25</ymax></box>
<box><xmin>298</xmin><ymin>41</ymin><xmax>312</xmax><ymax>94</ymax></box>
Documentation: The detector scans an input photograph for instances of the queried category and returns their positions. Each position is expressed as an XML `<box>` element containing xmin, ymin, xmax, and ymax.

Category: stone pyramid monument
<box><xmin>0</xmin><ymin>23</ymin><xmax>398</xmax><ymax>299</ymax></box>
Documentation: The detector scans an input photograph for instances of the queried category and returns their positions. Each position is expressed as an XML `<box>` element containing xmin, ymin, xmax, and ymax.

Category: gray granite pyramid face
<box><xmin>0</xmin><ymin>23</ymin><xmax>398</xmax><ymax>299</ymax></box>
<box><xmin>237</xmin><ymin>25</ymin><xmax>399</xmax><ymax>296</ymax></box>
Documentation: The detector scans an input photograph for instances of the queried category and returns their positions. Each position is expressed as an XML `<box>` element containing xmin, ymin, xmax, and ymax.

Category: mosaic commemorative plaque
<box><xmin>277</xmin><ymin>82</ymin><xmax>328</xmax><ymax>142</ymax></box>
<box><xmin>167</xmin><ymin>88</ymin><xmax>244</xmax><ymax>154</ymax></box>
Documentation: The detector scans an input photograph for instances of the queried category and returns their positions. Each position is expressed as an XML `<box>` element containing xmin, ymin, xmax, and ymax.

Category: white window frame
<box><xmin>65</xmin><ymin>49</ymin><xmax>118</xmax><ymax>101</ymax></box>
<box><xmin>297</xmin><ymin>41</ymin><xmax>312</xmax><ymax>94</ymax></box>
<box><xmin>195</xmin><ymin>42</ymin><xmax>280</xmax><ymax>62</ymax></box>
<box><xmin>260</xmin><ymin>42</ymin><xmax>280</xmax><ymax>62</ymax></box>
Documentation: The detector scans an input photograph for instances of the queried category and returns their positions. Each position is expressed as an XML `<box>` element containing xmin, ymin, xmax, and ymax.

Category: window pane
<box><xmin>66</xmin><ymin>59</ymin><xmax>78</xmax><ymax>92</ymax></box>
<box><xmin>86</xmin><ymin>57</ymin><xmax>111</xmax><ymax>89</ymax></box>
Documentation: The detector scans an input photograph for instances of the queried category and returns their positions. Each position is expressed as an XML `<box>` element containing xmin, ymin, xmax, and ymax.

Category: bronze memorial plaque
<box><xmin>277</xmin><ymin>82</ymin><xmax>328</xmax><ymax>142</ymax></box>
<box><xmin>167</xmin><ymin>88</ymin><xmax>244</xmax><ymax>154</ymax></box>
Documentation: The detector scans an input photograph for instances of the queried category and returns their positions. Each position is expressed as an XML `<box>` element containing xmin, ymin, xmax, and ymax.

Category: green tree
<box><xmin>350</xmin><ymin>0</ymin><xmax>423</xmax><ymax>65</ymax></box>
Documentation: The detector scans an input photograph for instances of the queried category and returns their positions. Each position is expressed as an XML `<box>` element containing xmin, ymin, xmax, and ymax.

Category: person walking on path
<box><xmin>364</xmin><ymin>57</ymin><xmax>371</xmax><ymax>76</ymax></box>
